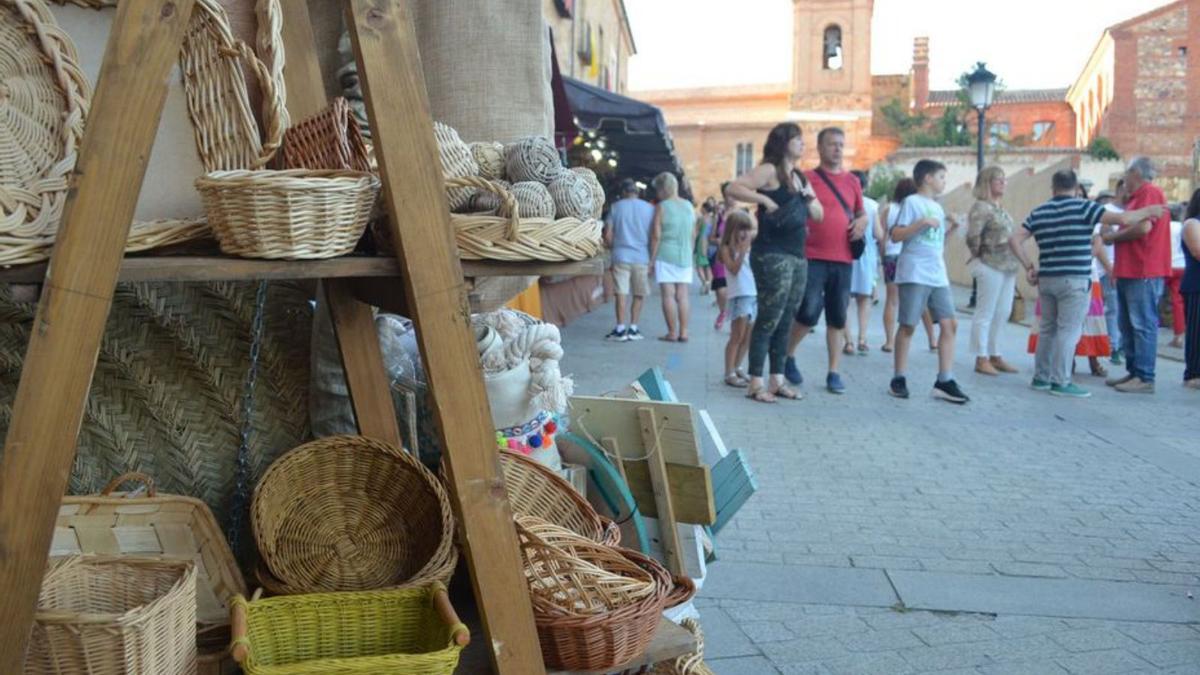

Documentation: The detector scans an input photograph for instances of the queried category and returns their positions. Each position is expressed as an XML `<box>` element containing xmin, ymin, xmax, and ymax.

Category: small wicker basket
<box><xmin>230</xmin><ymin>582</ymin><xmax>468</xmax><ymax>675</ymax></box>
<box><xmin>196</xmin><ymin>169</ymin><xmax>379</xmax><ymax>259</ymax></box>
<box><xmin>449</xmin><ymin>176</ymin><xmax>603</xmax><ymax>262</ymax></box>
<box><xmin>25</xmin><ymin>556</ymin><xmax>198</xmax><ymax>675</ymax></box>
<box><xmin>500</xmin><ymin>450</ymin><xmax>620</xmax><ymax>545</ymax></box>
<box><xmin>280</xmin><ymin>97</ymin><xmax>372</xmax><ymax>172</ymax></box>
<box><xmin>252</xmin><ymin>435</ymin><xmax>457</xmax><ymax>593</ymax></box>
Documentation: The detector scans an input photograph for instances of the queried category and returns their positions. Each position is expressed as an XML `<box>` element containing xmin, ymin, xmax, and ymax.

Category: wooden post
<box><xmin>344</xmin><ymin>2</ymin><xmax>544</xmax><ymax>673</ymax></box>
<box><xmin>0</xmin><ymin>1</ymin><xmax>195</xmax><ymax>669</ymax></box>
<box><xmin>638</xmin><ymin>407</ymin><xmax>685</xmax><ymax>576</ymax></box>
<box><xmin>324</xmin><ymin>280</ymin><xmax>403</xmax><ymax>446</ymax></box>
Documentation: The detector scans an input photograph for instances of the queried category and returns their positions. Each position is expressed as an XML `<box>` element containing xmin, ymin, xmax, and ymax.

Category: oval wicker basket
<box><xmin>25</xmin><ymin>556</ymin><xmax>198</xmax><ymax>675</ymax></box>
<box><xmin>252</xmin><ymin>435</ymin><xmax>457</xmax><ymax>593</ymax></box>
<box><xmin>196</xmin><ymin>169</ymin><xmax>380</xmax><ymax>259</ymax></box>
<box><xmin>448</xmin><ymin>176</ymin><xmax>603</xmax><ymax>262</ymax></box>
<box><xmin>500</xmin><ymin>450</ymin><xmax>619</xmax><ymax>546</ymax></box>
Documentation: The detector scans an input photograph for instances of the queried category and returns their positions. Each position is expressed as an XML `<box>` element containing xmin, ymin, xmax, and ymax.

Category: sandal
<box><xmin>881</xmin><ymin>344</ymin><xmax>894</xmax><ymax>353</ymax></box>
<box><xmin>678</xmin><ymin>336</ymin><xmax>689</xmax><ymax>343</ymax></box>
<box><xmin>771</xmin><ymin>385</ymin><xmax>803</xmax><ymax>400</ymax></box>
<box><xmin>746</xmin><ymin>388</ymin><xmax>776</xmax><ymax>403</ymax></box>
<box><xmin>857</xmin><ymin>341</ymin><xmax>869</xmax><ymax>354</ymax></box>
<box><xmin>725</xmin><ymin>374</ymin><xmax>749</xmax><ymax>388</ymax></box>
<box><xmin>1090</xmin><ymin>361</ymin><xmax>1108</xmax><ymax>378</ymax></box>
<box><xmin>842</xmin><ymin>343</ymin><xmax>855</xmax><ymax>355</ymax></box>
<box><xmin>658</xmin><ymin>335</ymin><xmax>678</xmax><ymax>342</ymax></box>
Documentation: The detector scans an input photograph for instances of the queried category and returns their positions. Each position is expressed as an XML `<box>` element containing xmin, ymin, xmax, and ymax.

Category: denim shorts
<box><xmin>795</xmin><ymin>260</ymin><xmax>852</xmax><ymax>329</ymax></box>
<box><xmin>898</xmin><ymin>283</ymin><xmax>955</xmax><ymax>326</ymax></box>
<box><xmin>730</xmin><ymin>295</ymin><xmax>757</xmax><ymax>322</ymax></box>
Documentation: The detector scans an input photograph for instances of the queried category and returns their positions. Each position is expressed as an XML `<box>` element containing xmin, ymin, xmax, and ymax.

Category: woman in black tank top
<box><xmin>726</xmin><ymin>123</ymin><xmax>823</xmax><ymax>402</ymax></box>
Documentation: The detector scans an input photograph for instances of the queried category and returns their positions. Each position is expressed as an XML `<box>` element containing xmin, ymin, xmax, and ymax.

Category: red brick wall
<box><xmin>983</xmin><ymin>101</ymin><xmax>1077</xmax><ymax>148</ymax></box>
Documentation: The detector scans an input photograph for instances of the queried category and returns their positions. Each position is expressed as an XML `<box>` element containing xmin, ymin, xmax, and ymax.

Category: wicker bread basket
<box><xmin>500</xmin><ymin>450</ymin><xmax>619</xmax><ymax>546</ymax></box>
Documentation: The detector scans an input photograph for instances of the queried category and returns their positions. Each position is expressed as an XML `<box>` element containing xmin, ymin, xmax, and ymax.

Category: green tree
<box><xmin>865</xmin><ymin>164</ymin><xmax>905</xmax><ymax>202</ymax></box>
<box><xmin>1088</xmin><ymin>137</ymin><xmax>1120</xmax><ymax>161</ymax></box>
<box><xmin>880</xmin><ymin>66</ymin><xmax>1005</xmax><ymax>148</ymax></box>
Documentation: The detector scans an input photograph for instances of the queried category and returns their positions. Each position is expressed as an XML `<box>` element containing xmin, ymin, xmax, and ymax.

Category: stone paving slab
<box><xmin>701</xmin><ymin>561</ymin><xmax>898</xmax><ymax>607</ymax></box>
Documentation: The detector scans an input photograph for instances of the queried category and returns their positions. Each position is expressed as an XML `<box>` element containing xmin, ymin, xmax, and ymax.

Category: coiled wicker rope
<box><xmin>448</xmin><ymin>176</ymin><xmax>602</xmax><ymax>261</ymax></box>
<box><xmin>505</xmin><ymin>136</ymin><xmax>564</xmax><ymax>184</ymax></box>
<box><xmin>470</xmin><ymin>141</ymin><xmax>505</xmax><ymax>180</ymax></box>
<box><xmin>549</xmin><ymin>170</ymin><xmax>596</xmax><ymax>220</ymax></box>
<box><xmin>252</xmin><ymin>435</ymin><xmax>458</xmax><ymax>594</ymax></box>
<box><xmin>511</xmin><ymin>181</ymin><xmax>555</xmax><ymax>219</ymax></box>
<box><xmin>572</xmin><ymin>167</ymin><xmax>606</xmax><ymax>219</ymax></box>
<box><xmin>434</xmin><ymin>121</ymin><xmax>478</xmax><ymax>211</ymax></box>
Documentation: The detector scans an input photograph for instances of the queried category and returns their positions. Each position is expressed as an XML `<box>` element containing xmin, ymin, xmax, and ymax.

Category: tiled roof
<box><xmin>925</xmin><ymin>88</ymin><xmax>1069</xmax><ymax>107</ymax></box>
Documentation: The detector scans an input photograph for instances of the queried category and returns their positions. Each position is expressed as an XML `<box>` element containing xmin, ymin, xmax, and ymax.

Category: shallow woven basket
<box><xmin>280</xmin><ymin>97</ymin><xmax>371</xmax><ymax>172</ymax></box>
<box><xmin>230</xmin><ymin>582</ymin><xmax>467</xmax><ymax>675</ymax></box>
<box><xmin>196</xmin><ymin>169</ymin><xmax>380</xmax><ymax>259</ymax></box>
<box><xmin>25</xmin><ymin>556</ymin><xmax>198</xmax><ymax>675</ymax></box>
<box><xmin>500</xmin><ymin>450</ymin><xmax>619</xmax><ymax>545</ymax></box>
<box><xmin>448</xmin><ymin>176</ymin><xmax>602</xmax><ymax>262</ymax></box>
<box><xmin>252</xmin><ymin>435</ymin><xmax>457</xmax><ymax>593</ymax></box>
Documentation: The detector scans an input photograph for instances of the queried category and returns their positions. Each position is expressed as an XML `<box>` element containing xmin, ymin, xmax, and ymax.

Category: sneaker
<box><xmin>1185</xmin><ymin>378</ymin><xmax>1200</xmax><ymax>390</ymax></box>
<box><xmin>1105</xmin><ymin>373</ymin><xmax>1135</xmax><ymax>387</ymax></box>
<box><xmin>932</xmin><ymin>379</ymin><xmax>970</xmax><ymax>404</ymax></box>
<box><xmin>1110</xmin><ymin>351</ymin><xmax>1123</xmax><ymax>366</ymax></box>
<box><xmin>626</xmin><ymin>327</ymin><xmax>644</xmax><ymax>341</ymax></box>
<box><xmin>1114</xmin><ymin>377</ymin><xmax>1154</xmax><ymax>394</ymax></box>
<box><xmin>784</xmin><ymin>357</ymin><xmax>803</xmax><ymax>385</ymax></box>
<box><xmin>1050</xmin><ymin>383</ymin><xmax>1091</xmax><ymax>398</ymax></box>
<box><xmin>605</xmin><ymin>328</ymin><xmax>628</xmax><ymax>342</ymax></box>
<box><xmin>889</xmin><ymin>376</ymin><xmax>909</xmax><ymax>399</ymax></box>
<box><xmin>826</xmin><ymin>372</ymin><xmax>845</xmax><ymax>394</ymax></box>
<box><xmin>1030</xmin><ymin>378</ymin><xmax>1051</xmax><ymax>391</ymax></box>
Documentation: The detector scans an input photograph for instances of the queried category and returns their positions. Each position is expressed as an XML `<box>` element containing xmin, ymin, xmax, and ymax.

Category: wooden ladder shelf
<box><xmin>0</xmin><ymin>1</ymin><xmax>546</xmax><ymax>672</ymax></box>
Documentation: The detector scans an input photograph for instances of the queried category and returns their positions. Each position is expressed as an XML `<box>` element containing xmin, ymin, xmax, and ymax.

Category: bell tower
<box><xmin>791</xmin><ymin>0</ymin><xmax>875</xmax><ymax>112</ymax></box>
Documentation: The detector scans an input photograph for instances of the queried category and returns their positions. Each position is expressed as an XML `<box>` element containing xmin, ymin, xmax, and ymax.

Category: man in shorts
<box><xmin>783</xmin><ymin>127</ymin><xmax>867</xmax><ymax>394</ymax></box>
<box><xmin>604</xmin><ymin>179</ymin><xmax>654</xmax><ymax>341</ymax></box>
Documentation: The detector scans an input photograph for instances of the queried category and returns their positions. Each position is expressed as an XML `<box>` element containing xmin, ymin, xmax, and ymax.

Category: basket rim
<box><xmin>197</xmin><ymin>168</ymin><xmax>378</xmax><ymax>184</ymax></box>
<box><xmin>34</xmin><ymin>556</ymin><xmax>196</xmax><ymax>625</ymax></box>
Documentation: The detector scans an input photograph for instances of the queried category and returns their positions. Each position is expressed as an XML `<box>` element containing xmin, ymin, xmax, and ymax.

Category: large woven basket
<box><xmin>252</xmin><ymin>435</ymin><xmax>457</xmax><ymax>593</ymax></box>
<box><xmin>196</xmin><ymin>169</ymin><xmax>379</xmax><ymax>259</ymax></box>
<box><xmin>53</xmin><ymin>472</ymin><xmax>246</xmax><ymax>653</ymax></box>
<box><xmin>25</xmin><ymin>556</ymin><xmax>198</xmax><ymax>675</ymax></box>
<box><xmin>500</xmin><ymin>450</ymin><xmax>619</xmax><ymax>546</ymax></box>
<box><xmin>448</xmin><ymin>176</ymin><xmax>603</xmax><ymax>261</ymax></box>
<box><xmin>230</xmin><ymin>582</ymin><xmax>467</xmax><ymax>675</ymax></box>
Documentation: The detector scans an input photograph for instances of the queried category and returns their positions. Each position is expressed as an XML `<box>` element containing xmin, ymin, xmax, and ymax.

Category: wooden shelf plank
<box><xmin>549</xmin><ymin>618</ymin><xmax>698</xmax><ymax>675</ymax></box>
<box><xmin>0</xmin><ymin>255</ymin><xmax>604</xmax><ymax>284</ymax></box>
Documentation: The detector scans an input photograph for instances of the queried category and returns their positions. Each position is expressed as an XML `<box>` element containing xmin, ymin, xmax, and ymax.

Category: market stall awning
<box><xmin>561</xmin><ymin>77</ymin><xmax>687</xmax><ymax>193</ymax></box>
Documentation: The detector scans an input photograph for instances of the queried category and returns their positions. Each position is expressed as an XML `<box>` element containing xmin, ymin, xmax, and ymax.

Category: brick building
<box><xmin>1068</xmin><ymin>0</ymin><xmax>1200</xmax><ymax>191</ymax></box>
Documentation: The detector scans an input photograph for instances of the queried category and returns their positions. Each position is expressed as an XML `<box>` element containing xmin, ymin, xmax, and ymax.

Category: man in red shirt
<box><xmin>782</xmin><ymin>128</ymin><xmax>867</xmax><ymax>394</ymax></box>
<box><xmin>1100</xmin><ymin>156</ymin><xmax>1170</xmax><ymax>393</ymax></box>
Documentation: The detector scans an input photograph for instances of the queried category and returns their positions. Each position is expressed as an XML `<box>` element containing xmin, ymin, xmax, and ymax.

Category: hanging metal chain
<box><xmin>227</xmin><ymin>280</ymin><xmax>270</xmax><ymax>560</ymax></box>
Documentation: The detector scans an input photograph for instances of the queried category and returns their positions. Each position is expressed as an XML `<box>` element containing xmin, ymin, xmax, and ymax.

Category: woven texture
<box><xmin>572</xmin><ymin>167</ymin><xmax>605</xmax><ymax>219</ymax></box>
<box><xmin>280</xmin><ymin>97</ymin><xmax>370</xmax><ymax>172</ymax></box>
<box><xmin>0</xmin><ymin>281</ymin><xmax>313</xmax><ymax>529</ymax></box>
<box><xmin>231</xmin><ymin>583</ymin><xmax>466</xmax><ymax>675</ymax></box>
<box><xmin>500</xmin><ymin>450</ymin><xmax>619</xmax><ymax>546</ymax></box>
<box><xmin>53</xmin><ymin>472</ymin><xmax>247</xmax><ymax>646</ymax></box>
<box><xmin>466</xmin><ymin>179</ymin><xmax>510</xmax><ymax>213</ymax></box>
<box><xmin>448</xmin><ymin>176</ymin><xmax>602</xmax><ymax>261</ymax></box>
<box><xmin>252</xmin><ymin>435</ymin><xmax>457</xmax><ymax>593</ymax></box>
<box><xmin>549</xmin><ymin>170</ymin><xmax>596</xmax><ymax>220</ymax></box>
<box><xmin>651</xmin><ymin>619</ymin><xmax>714</xmax><ymax>675</ymax></box>
<box><xmin>25</xmin><ymin>557</ymin><xmax>198</xmax><ymax>675</ymax></box>
<box><xmin>196</xmin><ymin>169</ymin><xmax>379</xmax><ymax>259</ymax></box>
<box><xmin>511</xmin><ymin>181</ymin><xmax>555</xmax><ymax>219</ymax></box>
<box><xmin>469</xmin><ymin>141</ymin><xmax>505</xmax><ymax>180</ymax></box>
<box><xmin>505</xmin><ymin>136</ymin><xmax>563</xmax><ymax>184</ymax></box>
<box><xmin>434</xmin><ymin>121</ymin><xmax>478</xmax><ymax>211</ymax></box>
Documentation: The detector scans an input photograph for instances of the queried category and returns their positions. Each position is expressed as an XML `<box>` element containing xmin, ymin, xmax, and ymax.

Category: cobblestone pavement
<box><xmin>559</xmin><ymin>284</ymin><xmax>1200</xmax><ymax>674</ymax></box>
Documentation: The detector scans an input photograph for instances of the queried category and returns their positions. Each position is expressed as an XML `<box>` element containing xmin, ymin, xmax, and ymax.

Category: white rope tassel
<box><xmin>506</xmin><ymin>323</ymin><xmax>573</xmax><ymax>412</ymax></box>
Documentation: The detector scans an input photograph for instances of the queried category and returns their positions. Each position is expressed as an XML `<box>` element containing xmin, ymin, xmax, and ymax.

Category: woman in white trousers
<box><xmin>966</xmin><ymin>167</ymin><xmax>1021</xmax><ymax>375</ymax></box>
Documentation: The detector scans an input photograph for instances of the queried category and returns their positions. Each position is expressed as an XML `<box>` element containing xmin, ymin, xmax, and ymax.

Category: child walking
<box><xmin>888</xmin><ymin>159</ymin><xmax>970</xmax><ymax>404</ymax></box>
<box><xmin>720</xmin><ymin>209</ymin><xmax>758</xmax><ymax>386</ymax></box>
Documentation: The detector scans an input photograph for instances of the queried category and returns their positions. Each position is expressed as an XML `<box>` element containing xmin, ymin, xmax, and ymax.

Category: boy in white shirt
<box><xmin>888</xmin><ymin>160</ymin><xmax>969</xmax><ymax>403</ymax></box>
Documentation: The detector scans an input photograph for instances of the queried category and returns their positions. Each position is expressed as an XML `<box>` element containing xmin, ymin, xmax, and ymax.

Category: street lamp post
<box><xmin>967</xmin><ymin>62</ymin><xmax>997</xmax><ymax>173</ymax></box>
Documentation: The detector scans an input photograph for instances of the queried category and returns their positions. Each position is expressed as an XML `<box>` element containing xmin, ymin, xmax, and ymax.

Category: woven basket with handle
<box><xmin>448</xmin><ymin>176</ymin><xmax>603</xmax><ymax>262</ymax></box>
<box><xmin>25</xmin><ymin>556</ymin><xmax>198</xmax><ymax>675</ymax></box>
<box><xmin>280</xmin><ymin>97</ymin><xmax>371</xmax><ymax>173</ymax></box>
<box><xmin>252</xmin><ymin>435</ymin><xmax>457</xmax><ymax>593</ymax></box>
<box><xmin>500</xmin><ymin>450</ymin><xmax>619</xmax><ymax>546</ymax></box>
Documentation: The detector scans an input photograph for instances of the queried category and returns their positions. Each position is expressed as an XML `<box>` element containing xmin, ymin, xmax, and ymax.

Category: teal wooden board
<box><xmin>558</xmin><ymin>431</ymin><xmax>650</xmax><ymax>554</ymax></box>
<box><xmin>636</xmin><ymin>367</ymin><xmax>673</xmax><ymax>402</ymax></box>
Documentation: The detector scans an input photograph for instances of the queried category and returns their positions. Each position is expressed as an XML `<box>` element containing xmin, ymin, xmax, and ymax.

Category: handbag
<box><xmin>814</xmin><ymin>168</ymin><xmax>866</xmax><ymax>260</ymax></box>
<box><xmin>759</xmin><ymin>170</ymin><xmax>810</xmax><ymax>235</ymax></box>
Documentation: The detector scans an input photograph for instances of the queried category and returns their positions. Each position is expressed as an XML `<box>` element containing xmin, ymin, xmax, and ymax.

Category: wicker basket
<box><xmin>280</xmin><ymin>97</ymin><xmax>371</xmax><ymax>172</ymax></box>
<box><xmin>230</xmin><ymin>582</ymin><xmax>468</xmax><ymax>675</ymax></box>
<box><xmin>449</xmin><ymin>176</ymin><xmax>603</xmax><ymax>262</ymax></box>
<box><xmin>252</xmin><ymin>435</ymin><xmax>457</xmax><ymax>593</ymax></box>
<box><xmin>196</xmin><ymin>169</ymin><xmax>379</xmax><ymax>259</ymax></box>
<box><xmin>500</xmin><ymin>450</ymin><xmax>619</xmax><ymax>546</ymax></box>
<box><xmin>53</xmin><ymin>472</ymin><xmax>246</xmax><ymax>647</ymax></box>
<box><xmin>25</xmin><ymin>556</ymin><xmax>198</xmax><ymax>675</ymax></box>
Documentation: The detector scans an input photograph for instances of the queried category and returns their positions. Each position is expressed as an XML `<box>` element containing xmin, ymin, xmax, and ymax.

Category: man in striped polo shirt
<box><xmin>1009</xmin><ymin>170</ymin><xmax>1164</xmax><ymax>398</ymax></box>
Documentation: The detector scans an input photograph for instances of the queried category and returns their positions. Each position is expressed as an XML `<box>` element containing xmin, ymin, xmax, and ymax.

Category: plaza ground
<box><xmin>559</xmin><ymin>284</ymin><xmax>1200</xmax><ymax>674</ymax></box>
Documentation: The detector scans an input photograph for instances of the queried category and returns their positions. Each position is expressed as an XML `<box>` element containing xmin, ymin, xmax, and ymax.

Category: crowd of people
<box><xmin>602</xmin><ymin>122</ymin><xmax>1200</xmax><ymax>403</ymax></box>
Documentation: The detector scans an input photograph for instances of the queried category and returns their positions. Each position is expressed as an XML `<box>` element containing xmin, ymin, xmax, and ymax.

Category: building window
<box><xmin>988</xmin><ymin>122</ymin><xmax>1011</xmax><ymax>147</ymax></box>
<box><xmin>1032</xmin><ymin>121</ymin><xmax>1055</xmax><ymax>142</ymax></box>
<box><xmin>735</xmin><ymin>143</ymin><xmax>754</xmax><ymax>176</ymax></box>
<box><xmin>822</xmin><ymin>25</ymin><xmax>843</xmax><ymax>70</ymax></box>
<box><xmin>1180</xmin><ymin>46</ymin><xmax>1189</xmax><ymax>59</ymax></box>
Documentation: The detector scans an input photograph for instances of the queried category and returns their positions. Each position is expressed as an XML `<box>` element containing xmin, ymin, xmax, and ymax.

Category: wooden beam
<box><xmin>323</xmin><ymin>280</ymin><xmax>403</xmax><ymax>446</ymax></box>
<box><xmin>344</xmin><ymin>2</ymin><xmax>544</xmax><ymax>673</ymax></box>
<box><xmin>0</xmin><ymin>1</ymin><xmax>195</xmax><ymax>669</ymax></box>
<box><xmin>638</xmin><ymin>407</ymin><xmax>685</xmax><ymax>576</ymax></box>
<box><xmin>276</xmin><ymin>1</ymin><xmax>327</xmax><ymax>120</ymax></box>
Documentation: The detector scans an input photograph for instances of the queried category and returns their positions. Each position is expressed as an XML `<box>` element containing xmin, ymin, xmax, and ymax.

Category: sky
<box><xmin>624</xmin><ymin>0</ymin><xmax>1177</xmax><ymax>92</ymax></box>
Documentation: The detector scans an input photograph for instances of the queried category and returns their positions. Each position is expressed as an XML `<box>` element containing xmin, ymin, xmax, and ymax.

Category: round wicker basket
<box><xmin>252</xmin><ymin>435</ymin><xmax>457</xmax><ymax>593</ymax></box>
<box><xmin>448</xmin><ymin>176</ymin><xmax>602</xmax><ymax>262</ymax></box>
<box><xmin>500</xmin><ymin>450</ymin><xmax>619</xmax><ymax>546</ymax></box>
